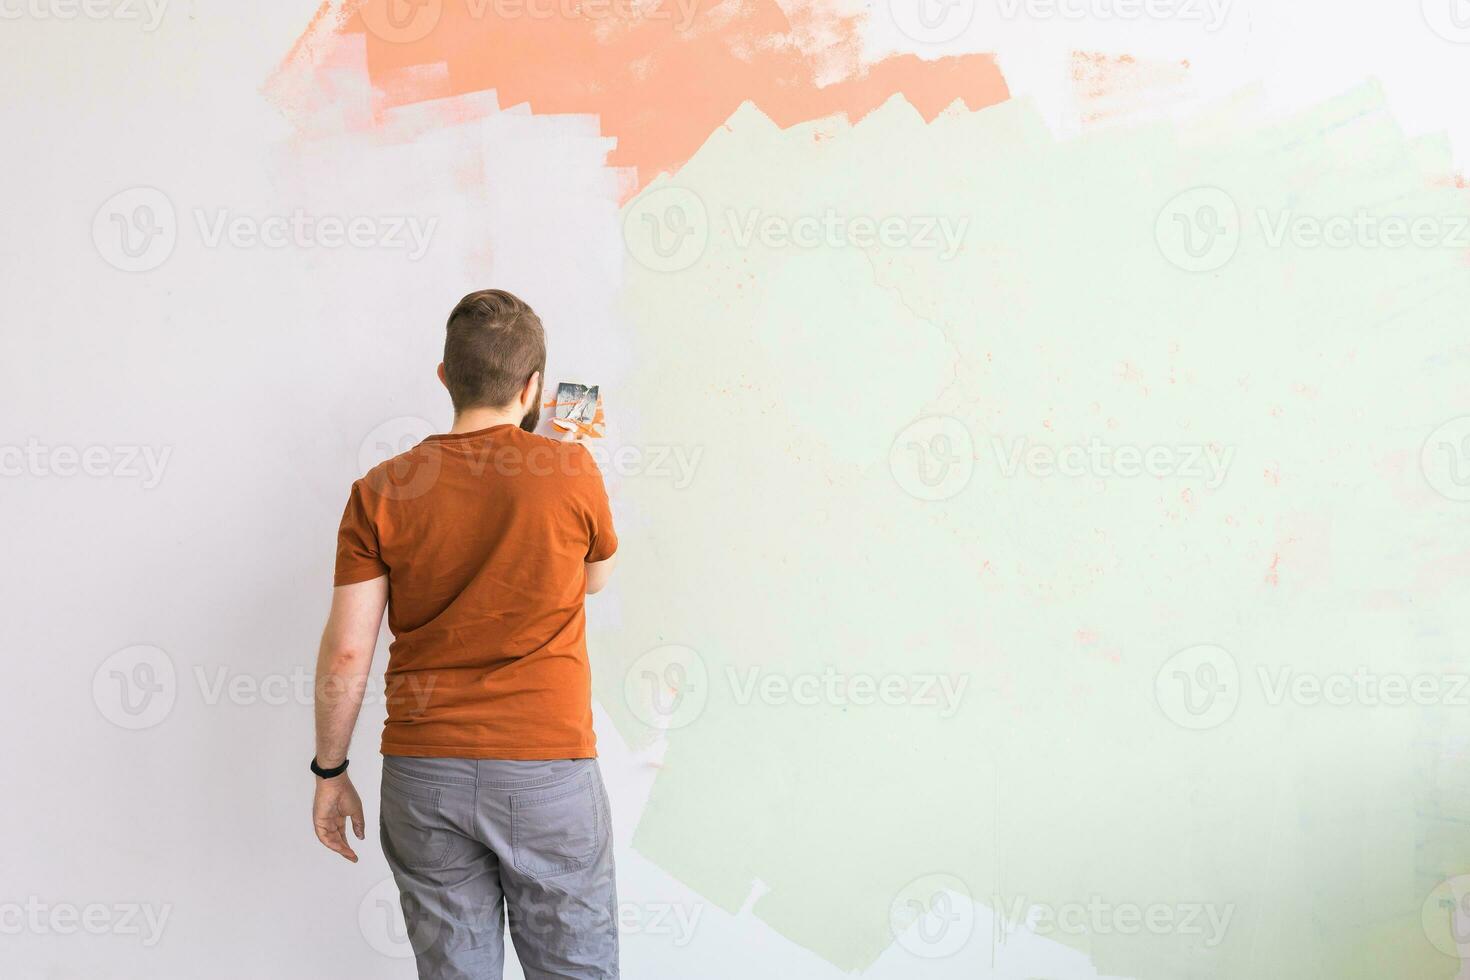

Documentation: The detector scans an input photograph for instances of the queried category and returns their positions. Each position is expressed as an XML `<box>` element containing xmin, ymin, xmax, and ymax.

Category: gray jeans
<box><xmin>380</xmin><ymin>756</ymin><xmax>619</xmax><ymax>979</ymax></box>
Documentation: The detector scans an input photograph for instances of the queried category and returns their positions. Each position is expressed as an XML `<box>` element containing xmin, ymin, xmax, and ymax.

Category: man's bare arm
<box><xmin>310</xmin><ymin>575</ymin><xmax>388</xmax><ymax>863</ymax></box>
<box><xmin>586</xmin><ymin>555</ymin><xmax>616</xmax><ymax>595</ymax></box>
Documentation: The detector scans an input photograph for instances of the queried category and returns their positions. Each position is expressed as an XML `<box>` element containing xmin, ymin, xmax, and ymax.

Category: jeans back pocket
<box><xmin>510</xmin><ymin>771</ymin><xmax>604</xmax><ymax>879</ymax></box>
<box><xmin>380</xmin><ymin>770</ymin><xmax>454</xmax><ymax>873</ymax></box>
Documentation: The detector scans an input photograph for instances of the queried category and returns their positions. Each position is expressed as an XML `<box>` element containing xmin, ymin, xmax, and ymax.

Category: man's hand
<box><xmin>554</xmin><ymin>419</ymin><xmax>605</xmax><ymax>443</ymax></box>
<box><xmin>312</xmin><ymin>774</ymin><xmax>365</xmax><ymax>863</ymax></box>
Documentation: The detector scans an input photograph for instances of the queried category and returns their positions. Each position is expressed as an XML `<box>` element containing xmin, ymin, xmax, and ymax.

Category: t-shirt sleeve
<box><xmin>582</xmin><ymin>451</ymin><xmax>619</xmax><ymax>563</ymax></box>
<box><xmin>334</xmin><ymin>481</ymin><xmax>389</xmax><ymax>586</ymax></box>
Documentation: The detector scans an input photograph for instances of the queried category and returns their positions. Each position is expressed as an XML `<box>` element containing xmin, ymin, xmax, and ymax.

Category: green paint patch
<box><xmin>593</xmin><ymin>83</ymin><xmax>1470</xmax><ymax>976</ymax></box>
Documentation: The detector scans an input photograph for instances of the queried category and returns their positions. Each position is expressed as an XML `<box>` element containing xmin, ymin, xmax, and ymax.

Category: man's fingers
<box><xmin>351</xmin><ymin>809</ymin><xmax>365</xmax><ymax>840</ymax></box>
<box><xmin>557</xmin><ymin>421</ymin><xmax>603</xmax><ymax>443</ymax></box>
<box><xmin>315</xmin><ymin>819</ymin><xmax>359</xmax><ymax>862</ymax></box>
<box><xmin>314</xmin><ymin>821</ymin><xmax>343</xmax><ymax>852</ymax></box>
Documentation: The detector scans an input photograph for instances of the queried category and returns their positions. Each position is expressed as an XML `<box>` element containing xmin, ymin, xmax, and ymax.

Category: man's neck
<box><xmin>449</xmin><ymin>406</ymin><xmax>522</xmax><ymax>434</ymax></box>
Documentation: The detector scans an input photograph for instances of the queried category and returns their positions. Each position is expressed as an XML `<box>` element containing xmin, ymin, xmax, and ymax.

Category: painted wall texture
<box><xmin>4</xmin><ymin>0</ymin><xmax>1470</xmax><ymax>977</ymax></box>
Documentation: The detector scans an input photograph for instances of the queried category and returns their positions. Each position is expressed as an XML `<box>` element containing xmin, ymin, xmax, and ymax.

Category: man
<box><xmin>309</xmin><ymin>289</ymin><xmax>620</xmax><ymax>978</ymax></box>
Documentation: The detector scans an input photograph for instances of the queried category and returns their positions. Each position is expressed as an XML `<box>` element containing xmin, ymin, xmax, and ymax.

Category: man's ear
<box><xmin>522</xmin><ymin>370</ymin><xmax>541</xmax><ymax>407</ymax></box>
<box><xmin>437</xmin><ymin>363</ymin><xmax>449</xmax><ymax>389</ymax></box>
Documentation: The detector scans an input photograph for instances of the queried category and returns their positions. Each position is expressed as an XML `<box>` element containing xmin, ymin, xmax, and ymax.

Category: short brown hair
<box><xmin>442</xmin><ymin>289</ymin><xmax>546</xmax><ymax>412</ymax></box>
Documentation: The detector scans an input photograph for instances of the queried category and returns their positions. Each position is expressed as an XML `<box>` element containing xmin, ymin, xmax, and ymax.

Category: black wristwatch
<box><xmin>310</xmin><ymin>757</ymin><xmax>349</xmax><ymax>779</ymax></box>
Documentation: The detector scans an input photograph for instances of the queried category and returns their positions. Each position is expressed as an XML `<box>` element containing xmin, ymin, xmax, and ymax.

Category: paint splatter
<box><xmin>268</xmin><ymin>0</ymin><xmax>1010</xmax><ymax>196</ymax></box>
<box><xmin>1070</xmin><ymin>51</ymin><xmax>1192</xmax><ymax>127</ymax></box>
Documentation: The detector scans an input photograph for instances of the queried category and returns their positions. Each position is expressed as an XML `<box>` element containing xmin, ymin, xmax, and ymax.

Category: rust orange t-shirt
<box><xmin>334</xmin><ymin>424</ymin><xmax>617</xmax><ymax>759</ymax></box>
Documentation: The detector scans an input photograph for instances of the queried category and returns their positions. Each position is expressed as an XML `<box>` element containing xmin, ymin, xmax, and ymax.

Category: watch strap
<box><xmin>310</xmin><ymin>757</ymin><xmax>349</xmax><ymax>779</ymax></box>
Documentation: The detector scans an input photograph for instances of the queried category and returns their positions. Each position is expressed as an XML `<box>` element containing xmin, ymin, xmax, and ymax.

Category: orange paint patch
<box><xmin>269</xmin><ymin>0</ymin><xmax>1010</xmax><ymax>197</ymax></box>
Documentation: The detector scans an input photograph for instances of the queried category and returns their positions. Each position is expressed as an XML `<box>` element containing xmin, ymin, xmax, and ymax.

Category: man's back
<box><xmin>335</xmin><ymin>423</ymin><xmax>617</xmax><ymax>759</ymax></box>
<box><xmin>311</xmin><ymin>290</ymin><xmax>622</xmax><ymax>979</ymax></box>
